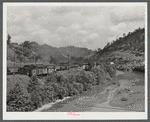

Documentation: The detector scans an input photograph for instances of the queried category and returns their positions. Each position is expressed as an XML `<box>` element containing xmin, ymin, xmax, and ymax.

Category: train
<box><xmin>7</xmin><ymin>63</ymin><xmax>90</xmax><ymax>77</ymax></box>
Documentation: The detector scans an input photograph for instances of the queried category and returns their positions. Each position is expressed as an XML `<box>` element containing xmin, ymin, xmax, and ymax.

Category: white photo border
<box><xmin>3</xmin><ymin>2</ymin><xmax>148</xmax><ymax>120</ymax></box>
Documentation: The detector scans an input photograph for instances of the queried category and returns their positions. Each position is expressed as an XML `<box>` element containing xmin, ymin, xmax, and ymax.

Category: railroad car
<box><xmin>82</xmin><ymin>63</ymin><xmax>90</xmax><ymax>71</ymax></box>
<box><xmin>72</xmin><ymin>64</ymin><xmax>78</xmax><ymax>68</ymax></box>
<box><xmin>7</xmin><ymin>67</ymin><xmax>19</xmax><ymax>75</ymax></box>
<box><xmin>47</xmin><ymin>65</ymin><xmax>55</xmax><ymax>73</ymax></box>
<box><xmin>55</xmin><ymin>65</ymin><xmax>61</xmax><ymax>71</ymax></box>
<box><xmin>42</xmin><ymin>66</ymin><xmax>48</xmax><ymax>75</ymax></box>
<box><xmin>60</xmin><ymin>65</ymin><xmax>68</xmax><ymax>70</ymax></box>
<box><xmin>21</xmin><ymin>65</ymin><xmax>37</xmax><ymax>76</ymax></box>
<box><xmin>7</xmin><ymin>62</ymin><xmax>90</xmax><ymax>76</ymax></box>
<box><xmin>36</xmin><ymin>64</ymin><xmax>44</xmax><ymax>75</ymax></box>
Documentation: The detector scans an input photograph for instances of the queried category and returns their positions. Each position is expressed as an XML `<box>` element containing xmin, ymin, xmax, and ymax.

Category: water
<box><xmin>42</xmin><ymin>71</ymin><xmax>144</xmax><ymax>112</ymax></box>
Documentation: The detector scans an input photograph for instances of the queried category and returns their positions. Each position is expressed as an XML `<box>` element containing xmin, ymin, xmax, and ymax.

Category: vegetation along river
<box><xmin>40</xmin><ymin>71</ymin><xmax>145</xmax><ymax>112</ymax></box>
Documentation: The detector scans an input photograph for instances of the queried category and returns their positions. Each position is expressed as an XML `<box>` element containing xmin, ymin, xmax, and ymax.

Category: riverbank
<box><xmin>34</xmin><ymin>96</ymin><xmax>71</xmax><ymax>112</ymax></box>
<box><xmin>89</xmin><ymin>71</ymin><xmax>145</xmax><ymax>112</ymax></box>
<box><xmin>39</xmin><ymin>71</ymin><xmax>122</xmax><ymax>112</ymax></box>
<box><xmin>41</xmin><ymin>70</ymin><xmax>144</xmax><ymax>112</ymax></box>
<box><xmin>116</xmin><ymin>70</ymin><xmax>125</xmax><ymax>76</ymax></box>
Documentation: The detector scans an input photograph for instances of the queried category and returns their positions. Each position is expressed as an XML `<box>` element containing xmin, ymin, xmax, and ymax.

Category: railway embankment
<box><xmin>7</xmin><ymin>63</ymin><xmax>116</xmax><ymax>112</ymax></box>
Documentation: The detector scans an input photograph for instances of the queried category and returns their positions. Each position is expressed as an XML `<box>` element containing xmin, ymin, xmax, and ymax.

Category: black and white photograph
<box><xmin>3</xmin><ymin>2</ymin><xmax>147</xmax><ymax>120</ymax></box>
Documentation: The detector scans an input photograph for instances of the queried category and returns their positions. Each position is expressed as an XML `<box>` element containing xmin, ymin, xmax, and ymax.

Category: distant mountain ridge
<box><xmin>7</xmin><ymin>27</ymin><xmax>145</xmax><ymax>68</ymax></box>
<box><xmin>7</xmin><ymin>41</ymin><xmax>95</xmax><ymax>65</ymax></box>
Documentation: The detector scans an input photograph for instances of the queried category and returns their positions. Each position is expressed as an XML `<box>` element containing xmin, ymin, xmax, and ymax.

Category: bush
<box><xmin>57</xmin><ymin>86</ymin><xmax>66</xmax><ymax>99</ymax></box>
<box><xmin>90</xmin><ymin>67</ymin><xmax>105</xmax><ymax>84</ymax></box>
<box><xmin>42</xmin><ymin>85</ymin><xmax>55</xmax><ymax>103</ymax></box>
<box><xmin>46</xmin><ymin>73</ymin><xmax>57</xmax><ymax>84</ymax></box>
<box><xmin>68</xmin><ymin>74</ymin><xmax>76</xmax><ymax>84</ymax></box>
<box><xmin>72</xmin><ymin>88</ymin><xmax>79</xmax><ymax>95</ymax></box>
<box><xmin>55</xmin><ymin>74</ymin><xmax>66</xmax><ymax>84</ymax></box>
<box><xmin>27</xmin><ymin>75</ymin><xmax>46</xmax><ymax>108</ymax></box>
<box><xmin>121</xmin><ymin>97</ymin><xmax>128</xmax><ymax>101</ymax></box>
<box><xmin>7</xmin><ymin>82</ymin><xmax>34</xmax><ymax>111</ymax></box>
<box><xmin>73</xmin><ymin>83</ymin><xmax>83</xmax><ymax>93</ymax></box>
<box><xmin>106</xmin><ymin>65</ymin><xmax>116</xmax><ymax>78</ymax></box>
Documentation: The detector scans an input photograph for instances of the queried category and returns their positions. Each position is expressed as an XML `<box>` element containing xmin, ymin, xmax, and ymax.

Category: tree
<box><xmin>123</xmin><ymin>33</ymin><xmax>126</xmax><ymax>37</ymax></box>
<box><xmin>97</xmin><ymin>48</ymin><xmax>102</xmax><ymax>52</ymax></box>
<box><xmin>104</xmin><ymin>42</ymin><xmax>110</xmax><ymax>49</ymax></box>
<box><xmin>49</xmin><ymin>55</ymin><xmax>56</xmax><ymax>64</ymax></box>
<box><xmin>35</xmin><ymin>54</ymin><xmax>42</xmax><ymax>64</ymax></box>
<box><xmin>21</xmin><ymin>41</ymin><xmax>32</xmax><ymax>49</ymax></box>
<box><xmin>17</xmin><ymin>55</ymin><xmax>24</xmax><ymax>64</ymax></box>
<box><xmin>7</xmin><ymin>34</ymin><xmax>11</xmax><ymax>46</ymax></box>
<box><xmin>127</xmin><ymin>32</ymin><xmax>131</xmax><ymax>36</ymax></box>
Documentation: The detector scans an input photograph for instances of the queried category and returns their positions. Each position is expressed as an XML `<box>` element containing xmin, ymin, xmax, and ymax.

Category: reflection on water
<box><xmin>42</xmin><ymin>71</ymin><xmax>144</xmax><ymax>112</ymax></box>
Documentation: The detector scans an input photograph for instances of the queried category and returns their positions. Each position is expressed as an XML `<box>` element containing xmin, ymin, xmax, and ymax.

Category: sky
<box><xmin>7</xmin><ymin>4</ymin><xmax>145</xmax><ymax>50</ymax></box>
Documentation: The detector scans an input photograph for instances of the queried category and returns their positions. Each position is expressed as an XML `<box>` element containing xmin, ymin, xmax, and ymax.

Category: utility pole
<box><xmin>23</xmin><ymin>46</ymin><xmax>25</xmax><ymax>64</ymax></box>
<box><xmin>88</xmin><ymin>52</ymin><xmax>90</xmax><ymax>62</ymax></box>
<box><xmin>68</xmin><ymin>54</ymin><xmax>70</xmax><ymax>70</ymax></box>
<box><xmin>34</xmin><ymin>54</ymin><xmax>36</xmax><ymax>65</ymax></box>
<box><xmin>14</xmin><ymin>53</ymin><xmax>15</xmax><ymax>67</ymax></box>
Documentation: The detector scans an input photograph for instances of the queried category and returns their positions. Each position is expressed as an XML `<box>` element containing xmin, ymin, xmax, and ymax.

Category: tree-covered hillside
<box><xmin>92</xmin><ymin>28</ymin><xmax>145</xmax><ymax>65</ymax></box>
<box><xmin>7</xmin><ymin>39</ymin><xmax>95</xmax><ymax>66</ymax></box>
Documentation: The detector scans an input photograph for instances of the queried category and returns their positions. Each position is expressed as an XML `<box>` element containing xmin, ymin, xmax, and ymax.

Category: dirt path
<box><xmin>88</xmin><ymin>71</ymin><xmax>145</xmax><ymax>112</ymax></box>
<box><xmin>88</xmin><ymin>85</ymin><xmax>128</xmax><ymax>112</ymax></box>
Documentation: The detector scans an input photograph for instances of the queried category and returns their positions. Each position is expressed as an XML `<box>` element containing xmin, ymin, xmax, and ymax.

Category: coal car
<box><xmin>7</xmin><ymin>67</ymin><xmax>19</xmax><ymax>75</ymax></box>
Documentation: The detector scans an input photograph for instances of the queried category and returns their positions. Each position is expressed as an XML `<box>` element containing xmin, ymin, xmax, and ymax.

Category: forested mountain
<box><xmin>91</xmin><ymin>28</ymin><xmax>145</xmax><ymax>65</ymax></box>
<box><xmin>7</xmin><ymin>27</ymin><xmax>145</xmax><ymax>67</ymax></box>
<box><xmin>7</xmin><ymin>40</ymin><xmax>95</xmax><ymax>65</ymax></box>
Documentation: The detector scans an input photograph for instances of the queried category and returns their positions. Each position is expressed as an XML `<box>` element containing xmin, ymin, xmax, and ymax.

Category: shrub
<box><xmin>87</xmin><ymin>72</ymin><xmax>97</xmax><ymax>85</ymax></box>
<box><xmin>68</xmin><ymin>74</ymin><xmax>76</xmax><ymax>84</ymax></box>
<box><xmin>106</xmin><ymin>65</ymin><xmax>116</xmax><ymax>78</ymax></box>
<box><xmin>7</xmin><ymin>82</ymin><xmax>34</xmax><ymax>111</ymax></box>
<box><xmin>27</xmin><ymin>75</ymin><xmax>46</xmax><ymax>108</ymax></box>
<box><xmin>121</xmin><ymin>97</ymin><xmax>128</xmax><ymax>101</ymax></box>
<box><xmin>73</xmin><ymin>83</ymin><xmax>83</xmax><ymax>93</ymax></box>
<box><xmin>72</xmin><ymin>88</ymin><xmax>79</xmax><ymax>95</ymax></box>
<box><xmin>82</xmin><ymin>82</ymin><xmax>88</xmax><ymax>91</ymax></box>
<box><xmin>46</xmin><ymin>73</ymin><xmax>57</xmax><ymax>84</ymax></box>
<box><xmin>55</xmin><ymin>74</ymin><xmax>66</xmax><ymax>84</ymax></box>
<box><xmin>90</xmin><ymin>67</ymin><xmax>105</xmax><ymax>84</ymax></box>
<box><xmin>57</xmin><ymin>86</ymin><xmax>66</xmax><ymax>99</ymax></box>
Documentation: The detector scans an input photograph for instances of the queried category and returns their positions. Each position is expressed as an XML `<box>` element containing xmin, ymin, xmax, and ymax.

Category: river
<box><xmin>40</xmin><ymin>71</ymin><xmax>145</xmax><ymax>112</ymax></box>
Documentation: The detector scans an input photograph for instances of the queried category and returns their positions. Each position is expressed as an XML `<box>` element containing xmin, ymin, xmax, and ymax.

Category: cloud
<box><xmin>78</xmin><ymin>30</ymin><xmax>88</xmax><ymax>35</ymax></box>
<box><xmin>109</xmin><ymin>22</ymin><xmax>127</xmax><ymax>32</ymax></box>
<box><xmin>89</xmin><ymin>33</ymin><xmax>99</xmax><ymax>39</ymax></box>
<box><xmin>110</xmin><ymin>6</ymin><xmax>145</xmax><ymax>23</ymax></box>
<box><xmin>56</xmin><ymin>26</ymin><xmax>67</xmax><ymax>33</ymax></box>
<box><xmin>81</xmin><ymin>33</ymin><xmax>99</xmax><ymax>44</ymax></box>
<box><xmin>84</xmin><ymin>15</ymin><xmax>106</xmax><ymax>29</ymax></box>
<box><xmin>70</xmin><ymin>23</ymin><xmax>81</xmax><ymax>30</ymax></box>
<box><xmin>7</xmin><ymin>6</ymin><xmax>145</xmax><ymax>50</ymax></box>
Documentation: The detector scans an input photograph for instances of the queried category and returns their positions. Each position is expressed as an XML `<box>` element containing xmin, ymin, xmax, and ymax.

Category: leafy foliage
<box><xmin>7</xmin><ymin>34</ymin><xmax>11</xmax><ymax>46</ymax></box>
<box><xmin>7</xmin><ymin>82</ymin><xmax>35</xmax><ymax>111</ymax></box>
<box><xmin>49</xmin><ymin>55</ymin><xmax>57</xmax><ymax>64</ymax></box>
<box><xmin>7</xmin><ymin>63</ymin><xmax>116</xmax><ymax>111</ymax></box>
<box><xmin>21</xmin><ymin>41</ymin><xmax>32</xmax><ymax>49</ymax></box>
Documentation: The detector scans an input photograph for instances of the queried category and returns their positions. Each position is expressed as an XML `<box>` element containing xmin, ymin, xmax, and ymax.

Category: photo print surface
<box><xmin>3</xmin><ymin>2</ymin><xmax>148</xmax><ymax>120</ymax></box>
